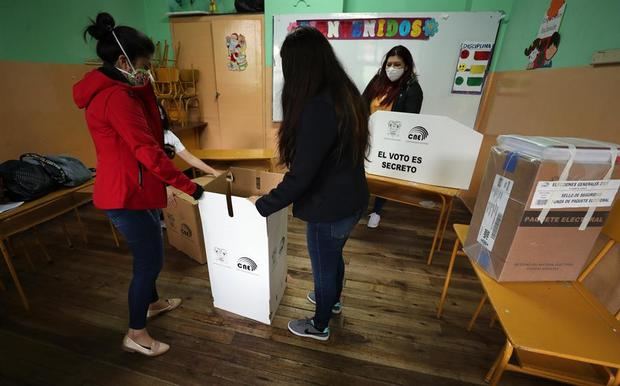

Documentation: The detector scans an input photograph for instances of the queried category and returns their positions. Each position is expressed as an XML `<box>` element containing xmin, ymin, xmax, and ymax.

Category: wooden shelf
<box><xmin>169</xmin><ymin>121</ymin><xmax>207</xmax><ymax>135</ymax></box>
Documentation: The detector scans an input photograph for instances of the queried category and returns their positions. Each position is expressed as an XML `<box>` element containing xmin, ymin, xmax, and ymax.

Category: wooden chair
<box><xmin>436</xmin><ymin>223</ymin><xmax>469</xmax><ymax>318</ymax></box>
<box><xmin>179</xmin><ymin>68</ymin><xmax>200</xmax><ymax>125</ymax></box>
<box><xmin>443</xmin><ymin>203</ymin><xmax>620</xmax><ymax>385</ymax></box>
<box><xmin>154</xmin><ymin>67</ymin><xmax>183</xmax><ymax>122</ymax></box>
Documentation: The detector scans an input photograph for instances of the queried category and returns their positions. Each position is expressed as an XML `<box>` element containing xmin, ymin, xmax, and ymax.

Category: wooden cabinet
<box><xmin>170</xmin><ymin>14</ymin><xmax>265</xmax><ymax>150</ymax></box>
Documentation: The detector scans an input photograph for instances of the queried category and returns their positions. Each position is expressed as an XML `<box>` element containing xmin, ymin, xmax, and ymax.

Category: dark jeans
<box><xmin>106</xmin><ymin>209</ymin><xmax>163</xmax><ymax>329</ymax></box>
<box><xmin>307</xmin><ymin>210</ymin><xmax>362</xmax><ymax>330</ymax></box>
<box><xmin>372</xmin><ymin>197</ymin><xmax>386</xmax><ymax>214</ymax></box>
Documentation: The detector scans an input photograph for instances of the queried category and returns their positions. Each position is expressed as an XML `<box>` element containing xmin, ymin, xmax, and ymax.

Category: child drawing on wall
<box><xmin>226</xmin><ymin>33</ymin><xmax>248</xmax><ymax>71</ymax></box>
<box><xmin>542</xmin><ymin>32</ymin><xmax>560</xmax><ymax>68</ymax></box>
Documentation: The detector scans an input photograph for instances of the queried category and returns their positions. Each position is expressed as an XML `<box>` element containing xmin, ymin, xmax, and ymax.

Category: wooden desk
<box><xmin>190</xmin><ymin>148</ymin><xmax>275</xmax><ymax>161</ymax></box>
<box><xmin>190</xmin><ymin>148</ymin><xmax>277</xmax><ymax>173</ymax></box>
<box><xmin>366</xmin><ymin>174</ymin><xmax>460</xmax><ymax>265</ymax></box>
<box><xmin>440</xmin><ymin>224</ymin><xmax>620</xmax><ymax>384</ymax></box>
<box><xmin>0</xmin><ymin>180</ymin><xmax>95</xmax><ymax>310</ymax></box>
<box><xmin>473</xmin><ymin>261</ymin><xmax>620</xmax><ymax>385</ymax></box>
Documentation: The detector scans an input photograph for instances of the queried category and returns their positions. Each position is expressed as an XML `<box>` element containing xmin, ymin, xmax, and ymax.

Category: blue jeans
<box><xmin>106</xmin><ymin>209</ymin><xmax>163</xmax><ymax>329</ymax></box>
<box><xmin>372</xmin><ymin>197</ymin><xmax>386</xmax><ymax>214</ymax></box>
<box><xmin>307</xmin><ymin>211</ymin><xmax>362</xmax><ymax>330</ymax></box>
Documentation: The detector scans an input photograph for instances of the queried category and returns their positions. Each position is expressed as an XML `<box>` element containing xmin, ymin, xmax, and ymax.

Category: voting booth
<box><xmin>198</xmin><ymin>168</ymin><xmax>288</xmax><ymax>324</ymax></box>
<box><xmin>366</xmin><ymin>111</ymin><xmax>483</xmax><ymax>189</ymax></box>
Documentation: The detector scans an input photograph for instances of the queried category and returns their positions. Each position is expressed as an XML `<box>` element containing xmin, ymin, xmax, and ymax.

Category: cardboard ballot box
<box><xmin>465</xmin><ymin>136</ymin><xmax>620</xmax><ymax>282</ymax></box>
<box><xmin>162</xmin><ymin>176</ymin><xmax>215</xmax><ymax>264</ymax></box>
<box><xmin>367</xmin><ymin>111</ymin><xmax>482</xmax><ymax>189</ymax></box>
<box><xmin>198</xmin><ymin>168</ymin><xmax>288</xmax><ymax>324</ymax></box>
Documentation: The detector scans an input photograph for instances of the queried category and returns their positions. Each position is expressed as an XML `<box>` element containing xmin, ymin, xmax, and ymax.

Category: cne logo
<box><xmin>180</xmin><ymin>224</ymin><xmax>192</xmax><ymax>238</ymax></box>
<box><xmin>237</xmin><ymin>257</ymin><xmax>258</xmax><ymax>272</ymax></box>
<box><xmin>408</xmin><ymin>126</ymin><xmax>429</xmax><ymax>142</ymax></box>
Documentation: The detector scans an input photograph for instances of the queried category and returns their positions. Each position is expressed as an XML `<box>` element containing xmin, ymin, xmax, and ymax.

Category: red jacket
<box><xmin>73</xmin><ymin>69</ymin><xmax>197</xmax><ymax>210</ymax></box>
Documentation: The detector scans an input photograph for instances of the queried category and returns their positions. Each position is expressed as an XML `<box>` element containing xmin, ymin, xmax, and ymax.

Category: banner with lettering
<box><xmin>292</xmin><ymin>17</ymin><xmax>440</xmax><ymax>40</ymax></box>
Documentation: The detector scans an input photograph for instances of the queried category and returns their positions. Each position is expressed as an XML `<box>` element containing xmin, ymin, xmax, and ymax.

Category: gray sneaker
<box><xmin>307</xmin><ymin>291</ymin><xmax>342</xmax><ymax>314</ymax></box>
<box><xmin>287</xmin><ymin>318</ymin><xmax>330</xmax><ymax>341</ymax></box>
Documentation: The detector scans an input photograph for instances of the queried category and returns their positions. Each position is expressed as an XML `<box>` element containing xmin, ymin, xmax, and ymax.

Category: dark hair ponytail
<box><xmin>83</xmin><ymin>12</ymin><xmax>154</xmax><ymax>65</ymax></box>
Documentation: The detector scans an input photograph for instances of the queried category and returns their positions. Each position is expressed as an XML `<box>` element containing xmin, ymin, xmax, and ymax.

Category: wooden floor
<box><xmin>0</xmin><ymin>200</ymin><xmax>560</xmax><ymax>386</ymax></box>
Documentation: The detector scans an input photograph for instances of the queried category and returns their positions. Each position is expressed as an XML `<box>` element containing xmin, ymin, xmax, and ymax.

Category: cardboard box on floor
<box><xmin>162</xmin><ymin>176</ymin><xmax>215</xmax><ymax>264</ymax></box>
<box><xmin>198</xmin><ymin>167</ymin><xmax>288</xmax><ymax>324</ymax></box>
<box><xmin>465</xmin><ymin>136</ymin><xmax>620</xmax><ymax>282</ymax></box>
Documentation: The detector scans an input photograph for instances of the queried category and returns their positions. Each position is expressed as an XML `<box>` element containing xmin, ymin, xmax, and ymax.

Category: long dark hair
<box><xmin>279</xmin><ymin>27</ymin><xmax>369</xmax><ymax>167</ymax></box>
<box><xmin>83</xmin><ymin>12</ymin><xmax>154</xmax><ymax>65</ymax></box>
<box><xmin>363</xmin><ymin>45</ymin><xmax>417</xmax><ymax>108</ymax></box>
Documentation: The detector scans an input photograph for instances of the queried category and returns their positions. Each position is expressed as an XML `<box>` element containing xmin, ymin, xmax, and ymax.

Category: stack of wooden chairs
<box><xmin>152</xmin><ymin>41</ymin><xmax>200</xmax><ymax>127</ymax></box>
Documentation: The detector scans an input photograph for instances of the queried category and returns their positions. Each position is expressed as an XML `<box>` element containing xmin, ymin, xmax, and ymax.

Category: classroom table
<box><xmin>365</xmin><ymin>173</ymin><xmax>460</xmax><ymax>265</ymax></box>
<box><xmin>472</xmin><ymin>260</ymin><xmax>620</xmax><ymax>386</ymax></box>
<box><xmin>0</xmin><ymin>179</ymin><xmax>96</xmax><ymax>310</ymax></box>
<box><xmin>440</xmin><ymin>224</ymin><xmax>620</xmax><ymax>385</ymax></box>
<box><xmin>191</xmin><ymin>148</ymin><xmax>277</xmax><ymax>173</ymax></box>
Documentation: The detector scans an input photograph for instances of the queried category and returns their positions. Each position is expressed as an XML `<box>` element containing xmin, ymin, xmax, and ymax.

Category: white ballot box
<box><xmin>367</xmin><ymin>111</ymin><xmax>483</xmax><ymax>189</ymax></box>
<box><xmin>198</xmin><ymin>168</ymin><xmax>288</xmax><ymax>324</ymax></box>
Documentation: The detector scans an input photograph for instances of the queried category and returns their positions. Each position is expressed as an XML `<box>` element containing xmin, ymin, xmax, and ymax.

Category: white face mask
<box><xmin>386</xmin><ymin>67</ymin><xmax>405</xmax><ymax>82</ymax></box>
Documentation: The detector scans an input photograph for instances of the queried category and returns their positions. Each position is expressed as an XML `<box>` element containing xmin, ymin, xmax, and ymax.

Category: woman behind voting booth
<box><xmin>255</xmin><ymin>27</ymin><xmax>369</xmax><ymax>341</ymax></box>
<box><xmin>74</xmin><ymin>13</ymin><xmax>204</xmax><ymax>357</ymax></box>
<box><xmin>363</xmin><ymin>45</ymin><xmax>424</xmax><ymax>228</ymax></box>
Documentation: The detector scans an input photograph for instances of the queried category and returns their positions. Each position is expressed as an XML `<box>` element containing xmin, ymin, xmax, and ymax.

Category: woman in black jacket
<box><xmin>254</xmin><ymin>27</ymin><xmax>369</xmax><ymax>341</ymax></box>
<box><xmin>363</xmin><ymin>45</ymin><xmax>424</xmax><ymax>228</ymax></box>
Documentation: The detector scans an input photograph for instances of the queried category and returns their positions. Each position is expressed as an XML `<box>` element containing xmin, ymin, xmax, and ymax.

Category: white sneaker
<box><xmin>367</xmin><ymin>213</ymin><xmax>381</xmax><ymax>228</ymax></box>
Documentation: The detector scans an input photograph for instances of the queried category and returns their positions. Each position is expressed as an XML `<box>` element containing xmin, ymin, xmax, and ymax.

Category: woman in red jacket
<box><xmin>74</xmin><ymin>13</ymin><xmax>203</xmax><ymax>357</ymax></box>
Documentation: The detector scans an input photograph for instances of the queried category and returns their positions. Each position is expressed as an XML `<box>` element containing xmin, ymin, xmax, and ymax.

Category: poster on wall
<box><xmin>291</xmin><ymin>17</ymin><xmax>440</xmax><ymax>40</ymax></box>
<box><xmin>226</xmin><ymin>33</ymin><xmax>248</xmax><ymax>71</ymax></box>
<box><xmin>525</xmin><ymin>0</ymin><xmax>565</xmax><ymax>70</ymax></box>
<box><xmin>451</xmin><ymin>42</ymin><xmax>494</xmax><ymax>94</ymax></box>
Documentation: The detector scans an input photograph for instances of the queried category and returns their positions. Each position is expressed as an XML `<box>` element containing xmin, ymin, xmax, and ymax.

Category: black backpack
<box><xmin>21</xmin><ymin>153</ymin><xmax>92</xmax><ymax>187</ymax></box>
<box><xmin>235</xmin><ymin>0</ymin><xmax>264</xmax><ymax>12</ymax></box>
<box><xmin>0</xmin><ymin>160</ymin><xmax>58</xmax><ymax>201</ymax></box>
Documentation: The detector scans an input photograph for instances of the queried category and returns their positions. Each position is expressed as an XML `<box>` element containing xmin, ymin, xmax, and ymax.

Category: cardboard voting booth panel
<box><xmin>163</xmin><ymin>176</ymin><xmax>215</xmax><ymax>264</ymax></box>
<box><xmin>199</xmin><ymin>168</ymin><xmax>288</xmax><ymax>324</ymax></box>
<box><xmin>367</xmin><ymin>111</ymin><xmax>483</xmax><ymax>189</ymax></box>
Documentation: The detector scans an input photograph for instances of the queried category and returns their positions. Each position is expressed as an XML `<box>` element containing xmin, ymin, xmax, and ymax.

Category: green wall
<box><xmin>264</xmin><ymin>0</ymin><xmax>344</xmax><ymax>67</ymax></box>
<box><xmin>143</xmin><ymin>0</ymin><xmax>173</xmax><ymax>47</ymax></box>
<box><xmin>0</xmin><ymin>0</ymin><xmax>236</xmax><ymax>65</ymax></box>
<box><xmin>493</xmin><ymin>0</ymin><xmax>620</xmax><ymax>71</ymax></box>
<box><xmin>0</xmin><ymin>0</ymin><xmax>147</xmax><ymax>64</ymax></box>
<box><xmin>143</xmin><ymin>0</ymin><xmax>239</xmax><ymax>49</ymax></box>
<box><xmin>265</xmin><ymin>0</ymin><xmax>620</xmax><ymax>71</ymax></box>
<box><xmin>2</xmin><ymin>0</ymin><xmax>617</xmax><ymax>71</ymax></box>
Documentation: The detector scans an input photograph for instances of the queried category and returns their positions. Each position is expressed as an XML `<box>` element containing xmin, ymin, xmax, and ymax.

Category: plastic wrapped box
<box><xmin>464</xmin><ymin>136</ymin><xmax>620</xmax><ymax>282</ymax></box>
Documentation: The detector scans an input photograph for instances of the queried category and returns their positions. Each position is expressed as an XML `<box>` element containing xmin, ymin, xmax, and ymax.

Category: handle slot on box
<box><xmin>226</xmin><ymin>171</ymin><xmax>234</xmax><ymax>218</ymax></box>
